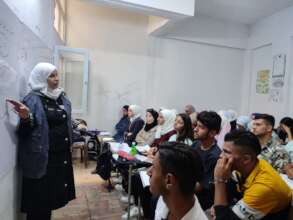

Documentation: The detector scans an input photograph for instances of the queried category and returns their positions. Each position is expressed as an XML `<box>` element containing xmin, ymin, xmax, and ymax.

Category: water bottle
<box><xmin>130</xmin><ymin>142</ymin><xmax>137</xmax><ymax>156</ymax></box>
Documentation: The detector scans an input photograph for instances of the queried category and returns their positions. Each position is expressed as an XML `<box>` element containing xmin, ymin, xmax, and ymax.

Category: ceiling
<box><xmin>195</xmin><ymin>0</ymin><xmax>293</xmax><ymax>25</ymax></box>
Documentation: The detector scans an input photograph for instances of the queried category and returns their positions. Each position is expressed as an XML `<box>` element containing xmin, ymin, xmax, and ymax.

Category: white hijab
<box><xmin>129</xmin><ymin>104</ymin><xmax>142</xmax><ymax>122</ymax></box>
<box><xmin>28</xmin><ymin>62</ymin><xmax>63</xmax><ymax>100</ymax></box>
<box><xmin>155</xmin><ymin>109</ymin><xmax>176</xmax><ymax>139</ymax></box>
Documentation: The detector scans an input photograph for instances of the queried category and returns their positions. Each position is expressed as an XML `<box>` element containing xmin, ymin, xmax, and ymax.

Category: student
<box><xmin>169</xmin><ymin>113</ymin><xmax>194</xmax><ymax>145</ymax></box>
<box><xmin>135</xmin><ymin>108</ymin><xmax>158</xmax><ymax>146</ymax></box>
<box><xmin>278</xmin><ymin>117</ymin><xmax>293</xmax><ymax>179</ymax></box>
<box><xmin>189</xmin><ymin>112</ymin><xmax>198</xmax><ymax>129</ymax></box>
<box><xmin>124</xmin><ymin>104</ymin><xmax>144</xmax><ymax>146</ymax></box>
<box><xmin>147</xmin><ymin>109</ymin><xmax>176</xmax><ymax>159</ymax></box>
<box><xmin>151</xmin><ymin>109</ymin><xmax>177</xmax><ymax>148</ymax></box>
<box><xmin>213</xmin><ymin>130</ymin><xmax>292</xmax><ymax>220</ymax></box>
<box><xmin>148</xmin><ymin>142</ymin><xmax>208</xmax><ymax>220</ymax></box>
<box><xmin>8</xmin><ymin>63</ymin><xmax>75</xmax><ymax>220</ymax></box>
<box><xmin>278</xmin><ymin>117</ymin><xmax>293</xmax><ymax>153</ymax></box>
<box><xmin>192</xmin><ymin>111</ymin><xmax>222</xmax><ymax>210</ymax></box>
<box><xmin>236</xmin><ymin>115</ymin><xmax>250</xmax><ymax>131</ymax></box>
<box><xmin>252</xmin><ymin>113</ymin><xmax>289</xmax><ymax>173</ymax></box>
<box><xmin>184</xmin><ymin>104</ymin><xmax>196</xmax><ymax>116</ymax></box>
<box><xmin>113</xmin><ymin>105</ymin><xmax>130</xmax><ymax>143</ymax></box>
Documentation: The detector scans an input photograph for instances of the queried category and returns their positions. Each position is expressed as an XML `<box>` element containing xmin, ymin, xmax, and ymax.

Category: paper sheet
<box><xmin>136</xmin><ymin>145</ymin><xmax>150</xmax><ymax>154</ymax></box>
<box><xmin>135</xmin><ymin>154</ymin><xmax>153</xmax><ymax>163</ymax></box>
<box><xmin>139</xmin><ymin>170</ymin><xmax>150</xmax><ymax>188</ymax></box>
<box><xmin>109</xmin><ymin>142</ymin><xmax>130</xmax><ymax>153</ymax></box>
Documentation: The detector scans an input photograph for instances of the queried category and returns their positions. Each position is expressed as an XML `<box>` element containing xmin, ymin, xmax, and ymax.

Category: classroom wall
<box><xmin>2</xmin><ymin>0</ymin><xmax>60</xmax><ymax>49</ymax></box>
<box><xmin>67</xmin><ymin>0</ymin><xmax>245</xmax><ymax>132</ymax></box>
<box><xmin>66</xmin><ymin>0</ymin><xmax>150</xmax><ymax>132</ymax></box>
<box><xmin>147</xmin><ymin>37</ymin><xmax>245</xmax><ymax>113</ymax></box>
<box><xmin>241</xmin><ymin>5</ymin><xmax>293</xmax><ymax>123</ymax></box>
<box><xmin>0</xmin><ymin>1</ymin><xmax>61</xmax><ymax>220</ymax></box>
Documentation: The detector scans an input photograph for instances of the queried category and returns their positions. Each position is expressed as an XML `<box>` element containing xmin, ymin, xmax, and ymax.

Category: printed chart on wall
<box><xmin>0</xmin><ymin>0</ymin><xmax>52</xmax><ymax>180</ymax></box>
<box><xmin>256</xmin><ymin>69</ymin><xmax>270</xmax><ymax>94</ymax></box>
<box><xmin>269</xmin><ymin>54</ymin><xmax>286</xmax><ymax>103</ymax></box>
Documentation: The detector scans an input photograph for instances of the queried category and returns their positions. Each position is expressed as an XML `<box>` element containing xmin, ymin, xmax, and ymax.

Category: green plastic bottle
<box><xmin>130</xmin><ymin>142</ymin><xmax>137</xmax><ymax>156</ymax></box>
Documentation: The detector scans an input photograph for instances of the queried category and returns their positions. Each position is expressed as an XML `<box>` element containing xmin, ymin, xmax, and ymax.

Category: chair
<box><xmin>72</xmin><ymin>136</ymin><xmax>88</xmax><ymax>168</ymax></box>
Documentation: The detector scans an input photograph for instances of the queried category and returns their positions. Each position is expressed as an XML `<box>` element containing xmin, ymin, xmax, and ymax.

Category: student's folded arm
<box><xmin>215</xmin><ymin>199</ymin><xmax>266</xmax><ymax>220</ymax></box>
<box><xmin>214</xmin><ymin>205</ymin><xmax>241</xmax><ymax>220</ymax></box>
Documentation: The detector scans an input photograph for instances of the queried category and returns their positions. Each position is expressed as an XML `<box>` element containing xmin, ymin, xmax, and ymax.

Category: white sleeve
<box><xmin>232</xmin><ymin>200</ymin><xmax>265</xmax><ymax>220</ymax></box>
<box><xmin>168</xmin><ymin>134</ymin><xmax>176</xmax><ymax>142</ymax></box>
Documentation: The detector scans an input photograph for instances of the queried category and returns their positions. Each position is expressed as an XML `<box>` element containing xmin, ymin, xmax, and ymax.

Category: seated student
<box><xmin>236</xmin><ymin>116</ymin><xmax>250</xmax><ymax>131</ymax></box>
<box><xmin>151</xmin><ymin>109</ymin><xmax>177</xmax><ymax>148</ymax></box>
<box><xmin>124</xmin><ymin>104</ymin><xmax>145</xmax><ymax>146</ymax></box>
<box><xmin>192</xmin><ymin>111</ymin><xmax>222</xmax><ymax>210</ymax></box>
<box><xmin>113</xmin><ymin>105</ymin><xmax>130</xmax><ymax>143</ymax></box>
<box><xmin>278</xmin><ymin>117</ymin><xmax>293</xmax><ymax>179</ymax></box>
<box><xmin>184</xmin><ymin>104</ymin><xmax>196</xmax><ymax>116</ymax></box>
<box><xmin>252</xmin><ymin>113</ymin><xmax>289</xmax><ymax>173</ymax></box>
<box><xmin>135</xmin><ymin>108</ymin><xmax>158</xmax><ymax>146</ymax></box>
<box><xmin>126</xmin><ymin>109</ymin><xmax>176</xmax><ymax>219</ymax></box>
<box><xmin>147</xmin><ymin>109</ymin><xmax>176</xmax><ymax>159</ymax></box>
<box><xmin>213</xmin><ymin>130</ymin><xmax>292</xmax><ymax>220</ymax></box>
<box><xmin>278</xmin><ymin>117</ymin><xmax>293</xmax><ymax>153</ymax></box>
<box><xmin>189</xmin><ymin>112</ymin><xmax>198</xmax><ymax>129</ymax></box>
<box><xmin>148</xmin><ymin>142</ymin><xmax>208</xmax><ymax>220</ymax></box>
<box><xmin>169</xmin><ymin>113</ymin><xmax>194</xmax><ymax>145</ymax></box>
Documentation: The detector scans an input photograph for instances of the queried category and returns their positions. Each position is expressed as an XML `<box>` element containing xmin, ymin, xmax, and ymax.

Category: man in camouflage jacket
<box><xmin>252</xmin><ymin>113</ymin><xmax>289</xmax><ymax>173</ymax></box>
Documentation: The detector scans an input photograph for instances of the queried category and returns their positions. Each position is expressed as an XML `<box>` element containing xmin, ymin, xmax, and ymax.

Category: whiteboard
<box><xmin>0</xmin><ymin>0</ymin><xmax>53</xmax><ymax>180</ymax></box>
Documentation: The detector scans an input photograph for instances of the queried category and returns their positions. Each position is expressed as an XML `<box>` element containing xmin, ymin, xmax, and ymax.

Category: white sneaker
<box><xmin>114</xmin><ymin>184</ymin><xmax>124</xmax><ymax>192</ymax></box>
<box><xmin>120</xmin><ymin>195</ymin><xmax>134</xmax><ymax>204</ymax></box>
<box><xmin>112</xmin><ymin>176</ymin><xmax>122</xmax><ymax>184</ymax></box>
<box><xmin>121</xmin><ymin>206</ymin><xmax>143</xmax><ymax>220</ymax></box>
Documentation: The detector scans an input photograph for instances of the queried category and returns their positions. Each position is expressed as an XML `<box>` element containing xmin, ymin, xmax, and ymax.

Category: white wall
<box><xmin>3</xmin><ymin>0</ymin><xmax>61</xmax><ymax>49</ymax></box>
<box><xmin>147</xmin><ymin>37</ymin><xmax>245</xmax><ymax>112</ymax></box>
<box><xmin>241</xmin><ymin>5</ymin><xmax>293</xmax><ymax>122</ymax></box>
<box><xmin>67</xmin><ymin>0</ymin><xmax>245</xmax><ymax>131</ymax></box>
<box><xmin>158</xmin><ymin>15</ymin><xmax>249</xmax><ymax>49</ymax></box>
<box><xmin>67</xmin><ymin>0</ymin><xmax>150</xmax><ymax>132</ymax></box>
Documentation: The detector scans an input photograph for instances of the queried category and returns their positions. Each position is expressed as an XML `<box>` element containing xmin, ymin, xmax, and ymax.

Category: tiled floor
<box><xmin>52</xmin><ymin>160</ymin><xmax>125</xmax><ymax>220</ymax></box>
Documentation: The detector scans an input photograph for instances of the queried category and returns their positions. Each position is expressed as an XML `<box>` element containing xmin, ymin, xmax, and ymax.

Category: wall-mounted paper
<box><xmin>256</xmin><ymin>69</ymin><xmax>270</xmax><ymax>94</ymax></box>
<box><xmin>272</xmin><ymin>54</ymin><xmax>286</xmax><ymax>78</ymax></box>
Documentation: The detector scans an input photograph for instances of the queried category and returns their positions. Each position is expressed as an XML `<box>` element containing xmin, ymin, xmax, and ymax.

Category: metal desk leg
<box><xmin>127</xmin><ymin>164</ymin><xmax>133</xmax><ymax>220</ymax></box>
<box><xmin>138</xmin><ymin>197</ymin><xmax>141</xmax><ymax>220</ymax></box>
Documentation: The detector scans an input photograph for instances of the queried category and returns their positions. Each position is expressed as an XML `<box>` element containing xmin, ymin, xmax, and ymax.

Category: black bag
<box><xmin>95</xmin><ymin>143</ymin><xmax>112</xmax><ymax>180</ymax></box>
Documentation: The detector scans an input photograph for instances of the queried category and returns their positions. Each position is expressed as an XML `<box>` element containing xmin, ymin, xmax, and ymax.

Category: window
<box><xmin>54</xmin><ymin>0</ymin><xmax>67</xmax><ymax>41</ymax></box>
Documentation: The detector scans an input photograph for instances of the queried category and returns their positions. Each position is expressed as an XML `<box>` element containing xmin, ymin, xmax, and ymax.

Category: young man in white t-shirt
<box><xmin>147</xmin><ymin>142</ymin><xmax>208</xmax><ymax>220</ymax></box>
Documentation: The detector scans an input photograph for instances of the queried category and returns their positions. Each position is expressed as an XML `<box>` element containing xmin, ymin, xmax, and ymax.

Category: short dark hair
<box><xmin>224</xmin><ymin>130</ymin><xmax>261</xmax><ymax>156</ymax></box>
<box><xmin>158</xmin><ymin>142</ymin><xmax>203</xmax><ymax>196</ymax></box>
<box><xmin>253</xmin><ymin>113</ymin><xmax>275</xmax><ymax>128</ymax></box>
<box><xmin>123</xmin><ymin>105</ymin><xmax>129</xmax><ymax>111</ymax></box>
<box><xmin>176</xmin><ymin>113</ymin><xmax>194</xmax><ymax>142</ymax></box>
<box><xmin>197</xmin><ymin>111</ymin><xmax>222</xmax><ymax>134</ymax></box>
<box><xmin>280</xmin><ymin>117</ymin><xmax>293</xmax><ymax>134</ymax></box>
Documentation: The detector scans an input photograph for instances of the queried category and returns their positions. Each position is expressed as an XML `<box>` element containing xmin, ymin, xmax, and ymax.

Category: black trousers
<box><xmin>27</xmin><ymin>210</ymin><xmax>51</xmax><ymax>220</ymax></box>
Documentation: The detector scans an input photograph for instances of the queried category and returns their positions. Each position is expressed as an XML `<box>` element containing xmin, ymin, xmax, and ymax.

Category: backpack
<box><xmin>95</xmin><ymin>143</ymin><xmax>112</xmax><ymax>180</ymax></box>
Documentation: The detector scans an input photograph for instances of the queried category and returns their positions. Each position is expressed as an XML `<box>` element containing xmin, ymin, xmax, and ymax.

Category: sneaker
<box><xmin>112</xmin><ymin>176</ymin><xmax>122</xmax><ymax>184</ymax></box>
<box><xmin>120</xmin><ymin>195</ymin><xmax>134</xmax><ymax>204</ymax></box>
<box><xmin>114</xmin><ymin>184</ymin><xmax>124</xmax><ymax>192</ymax></box>
<box><xmin>121</xmin><ymin>206</ymin><xmax>143</xmax><ymax>220</ymax></box>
